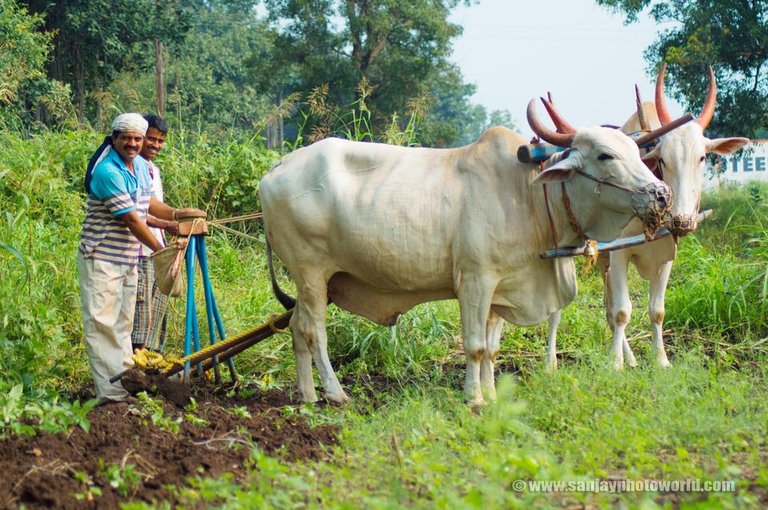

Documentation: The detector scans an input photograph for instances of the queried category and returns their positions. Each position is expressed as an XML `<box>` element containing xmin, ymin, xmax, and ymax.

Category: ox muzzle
<box><xmin>630</xmin><ymin>181</ymin><xmax>673</xmax><ymax>239</ymax></box>
<box><xmin>666</xmin><ymin>213</ymin><xmax>699</xmax><ymax>237</ymax></box>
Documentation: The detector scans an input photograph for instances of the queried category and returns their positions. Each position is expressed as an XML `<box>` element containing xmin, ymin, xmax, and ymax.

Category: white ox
<box><xmin>260</xmin><ymin>99</ymin><xmax>673</xmax><ymax>406</ymax></box>
<box><xmin>544</xmin><ymin>66</ymin><xmax>749</xmax><ymax>371</ymax></box>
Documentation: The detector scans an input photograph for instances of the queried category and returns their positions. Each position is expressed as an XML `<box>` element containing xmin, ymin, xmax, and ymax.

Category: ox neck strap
<box><xmin>542</xmin><ymin>182</ymin><xmax>559</xmax><ymax>248</ymax></box>
<box><xmin>541</xmin><ymin>179</ymin><xmax>586</xmax><ymax>250</ymax></box>
<box><xmin>560</xmin><ymin>181</ymin><xmax>587</xmax><ymax>241</ymax></box>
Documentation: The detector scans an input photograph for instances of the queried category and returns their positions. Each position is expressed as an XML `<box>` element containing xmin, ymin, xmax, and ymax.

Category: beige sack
<box><xmin>152</xmin><ymin>240</ymin><xmax>188</xmax><ymax>297</ymax></box>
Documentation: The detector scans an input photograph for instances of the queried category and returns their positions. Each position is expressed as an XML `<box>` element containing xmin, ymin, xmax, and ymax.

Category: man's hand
<box><xmin>147</xmin><ymin>215</ymin><xmax>180</xmax><ymax>236</ymax></box>
<box><xmin>165</xmin><ymin>221</ymin><xmax>179</xmax><ymax>236</ymax></box>
<box><xmin>174</xmin><ymin>208</ymin><xmax>207</xmax><ymax>220</ymax></box>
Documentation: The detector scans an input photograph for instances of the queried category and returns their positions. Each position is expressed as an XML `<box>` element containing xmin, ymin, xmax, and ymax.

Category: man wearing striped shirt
<box><xmin>77</xmin><ymin>113</ymin><xmax>185</xmax><ymax>404</ymax></box>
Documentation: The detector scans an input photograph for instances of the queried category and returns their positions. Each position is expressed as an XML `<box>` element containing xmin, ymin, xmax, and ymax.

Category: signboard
<box><xmin>705</xmin><ymin>140</ymin><xmax>768</xmax><ymax>189</ymax></box>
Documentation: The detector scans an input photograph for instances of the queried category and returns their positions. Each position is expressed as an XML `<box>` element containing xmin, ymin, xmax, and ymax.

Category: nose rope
<box><xmin>573</xmin><ymin>169</ymin><xmax>647</xmax><ymax>194</ymax></box>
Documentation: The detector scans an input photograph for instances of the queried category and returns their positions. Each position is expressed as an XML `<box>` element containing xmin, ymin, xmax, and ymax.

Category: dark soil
<box><xmin>0</xmin><ymin>378</ymin><xmax>339</xmax><ymax>510</ymax></box>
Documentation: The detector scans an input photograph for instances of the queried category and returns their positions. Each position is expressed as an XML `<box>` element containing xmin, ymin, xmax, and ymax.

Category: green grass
<box><xmin>124</xmin><ymin>357</ymin><xmax>768</xmax><ymax>509</ymax></box>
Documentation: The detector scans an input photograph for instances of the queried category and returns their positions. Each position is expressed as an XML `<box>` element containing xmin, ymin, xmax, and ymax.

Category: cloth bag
<box><xmin>152</xmin><ymin>239</ymin><xmax>188</xmax><ymax>297</ymax></box>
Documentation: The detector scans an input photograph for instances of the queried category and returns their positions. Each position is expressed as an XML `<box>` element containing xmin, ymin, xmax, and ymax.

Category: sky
<box><xmin>449</xmin><ymin>0</ymin><xmax>685</xmax><ymax>137</ymax></box>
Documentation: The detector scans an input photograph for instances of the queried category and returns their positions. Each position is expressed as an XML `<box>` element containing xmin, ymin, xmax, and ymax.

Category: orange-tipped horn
<box><xmin>527</xmin><ymin>98</ymin><xmax>575</xmax><ymax>147</ymax></box>
<box><xmin>697</xmin><ymin>65</ymin><xmax>717</xmax><ymax>128</ymax></box>
<box><xmin>541</xmin><ymin>93</ymin><xmax>576</xmax><ymax>134</ymax></box>
<box><xmin>655</xmin><ymin>63</ymin><xmax>673</xmax><ymax>125</ymax></box>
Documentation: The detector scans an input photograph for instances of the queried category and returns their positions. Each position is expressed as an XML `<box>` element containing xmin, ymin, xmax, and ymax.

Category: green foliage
<box><xmin>25</xmin><ymin>0</ymin><xmax>196</xmax><ymax>124</ymax></box>
<box><xmin>661</xmin><ymin>182</ymin><xmax>768</xmax><ymax>352</ymax></box>
<box><xmin>0</xmin><ymin>130</ymin><xmax>100</xmax><ymax>395</ymax></box>
<box><xmin>0</xmin><ymin>0</ymin><xmax>72</xmax><ymax>130</ymax></box>
<box><xmin>97</xmin><ymin>459</ymin><xmax>142</xmax><ymax>498</ymax></box>
<box><xmin>264</xmin><ymin>0</ymin><xmax>485</xmax><ymax>146</ymax></box>
<box><xmin>137</xmin><ymin>392</ymin><xmax>182</xmax><ymax>434</ymax></box>
<box><xmin>0</xmin><ymin>383</ymin><xmax>97</xmax><ymax>438</ymax></box>
<box><xmin>9</xmin><ymin>0</ymin><xmax>499</xmax><ymax>146</ymax></box>
<box><xmin>595</xmin><ymin>0</ymin><xmax>768</xmax><ymax>137</ymax></box>
<box><xmin>287</xmin><ymin>78</ymin><xmax>427</xmax><ymax>148</ymax></box>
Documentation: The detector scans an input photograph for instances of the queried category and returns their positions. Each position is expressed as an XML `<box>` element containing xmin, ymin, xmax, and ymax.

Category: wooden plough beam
<box><xmin>110</xmin><ymin>309</ymin><xmax>292</xmax><ymax>384</ymax></box>
<box><xmin>162</xmin><ymin>309</ymin><xmax>293</xmax><ymax>378</ymax></box>
<box><xmin>539</xmin><ymin>209</ymin><xmax>712</xmax><ymax>259</ymax></box>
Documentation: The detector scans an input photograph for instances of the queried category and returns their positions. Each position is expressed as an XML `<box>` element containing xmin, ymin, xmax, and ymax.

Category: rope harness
<box><xmin>540</xmin><ymin>154</ymin><xmax>670</xmax><ymax>269</ymax></box>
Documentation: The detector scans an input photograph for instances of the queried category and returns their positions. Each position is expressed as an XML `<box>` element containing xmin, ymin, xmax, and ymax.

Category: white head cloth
<box><xmin>111</xmin><ymin>113</ymin><xmax>148</xmax><ymax>135</ymax></box>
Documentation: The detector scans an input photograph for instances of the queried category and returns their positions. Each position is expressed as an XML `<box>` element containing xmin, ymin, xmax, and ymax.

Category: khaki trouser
<box><xmin>77</xmin><ymin>252</ymin><xmax>136</xmax><ymax>403</ymax></box>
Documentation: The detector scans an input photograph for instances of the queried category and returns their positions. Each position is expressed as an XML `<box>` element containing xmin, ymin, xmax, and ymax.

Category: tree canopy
<box><xmin>7</xmin><ymin>0</ymin><xmax>507</xmax><ymax>146</ymax></box>
<box><xmin>597</xmin><ymin>0</ymin><xmax>768</xmax><ymax>138</ymax></box>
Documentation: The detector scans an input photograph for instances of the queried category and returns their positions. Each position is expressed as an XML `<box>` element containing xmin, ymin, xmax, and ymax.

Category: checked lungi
<box><xmin>132</xmin><ymin>256</ymin><xmax>169</xmax><ymax>351</ymax></box>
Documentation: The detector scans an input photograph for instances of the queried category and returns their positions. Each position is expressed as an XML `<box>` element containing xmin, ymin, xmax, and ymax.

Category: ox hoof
<box><xmin>544</xmin><ymin>358</ymin><xmax>558</xmax><ymax>374</ymax></box>
<box><xmin>469</xmin><ymin>401</ymin><xmax>485</xmax><ymax>415</ymax></box>
<box><xmin>296</xmin><ymin>387</ymin><xmax>319</xmax><ymax>404</ymax></box>
<box><xmin>324</xmin><ymin>391</ymin><xmax>351</xmax><ymax>406</ymax></box>
<box><xmin>626</xmin><ymin>358</ymin><xmax>638</xmax><ymax>369</ymax></box>
<box><xmin>656</xmin><ymin>357</ymin><xmax>671</xmax><ymax>369</ymax></box>
<box><xmin>610</xmin><ymin>359</ymin><xmax>625</xmax><ymax>372</ymax></box>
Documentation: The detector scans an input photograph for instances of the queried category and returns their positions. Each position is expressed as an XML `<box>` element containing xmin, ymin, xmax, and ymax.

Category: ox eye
<box><xmin>699</xmin><ymin>155</ymin><xmax>706</xmax><ymax>163</ymax></box>
<box><xmin>598</xmin><ymin>153</ymin><xmax>614</xmax><ymax>161</ymax></box>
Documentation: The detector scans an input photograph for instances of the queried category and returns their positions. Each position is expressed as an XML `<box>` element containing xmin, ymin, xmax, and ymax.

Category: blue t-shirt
<box><xmin>78</xmin><ymin>149</ymin><xmax>153</xmax><ymax>265</ymax></box>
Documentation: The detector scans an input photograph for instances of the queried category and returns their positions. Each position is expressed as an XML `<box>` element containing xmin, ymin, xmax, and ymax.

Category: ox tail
<box><xmin>265</xmin><ymin>233</ymin><xmax>297</xmax><ymax>310</ymax></box>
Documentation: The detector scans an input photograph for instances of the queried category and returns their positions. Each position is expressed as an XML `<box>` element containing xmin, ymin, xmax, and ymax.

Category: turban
<box><xmin>111</xmin><ymin>113</ymin><xmax>148</xmax><ymax>135</ymax></box>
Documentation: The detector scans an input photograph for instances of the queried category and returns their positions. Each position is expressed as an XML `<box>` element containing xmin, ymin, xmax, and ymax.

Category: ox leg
<box><xmin>457</xmin><ymin>277</ymin><xmax>494</xmax><ymax>408</ymax></box>
<box><xmin>290</xmin><ymin>314</ymin><xmax>317</xmax><ymax>403</ymax></box>
<box><xmin>544</xmin><ymin>310</ymin><xmax>562</xmax><ymax>373</ymax></box>
<box><xmin>480</xmin><ymin>311</ymin><xmax>504</xmax><ymax>402</ymax></box>
<box><xmin>606</xmin><ymin>254</ymin><xmax>632</xmax><ymax>370</ymax></box>
<box><xmin>291</xmin><ymin>280</ymin><xmax>349</xmax><ymax>404</ymax></box>
<box><xmin>649</xmin><ymin>261</ymin><xmax>673</xmax><ymax>368</ymax></box>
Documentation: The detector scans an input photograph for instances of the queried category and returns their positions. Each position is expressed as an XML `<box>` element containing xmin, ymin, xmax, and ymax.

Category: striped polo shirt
<box><xmin>79</xmin><ymin>150</ymin><xmax>153</xmax><ymax>265</ymax></box>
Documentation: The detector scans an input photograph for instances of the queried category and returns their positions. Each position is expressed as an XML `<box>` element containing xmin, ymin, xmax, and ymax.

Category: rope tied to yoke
<box><xmin>267</xmin><ymin>314</ymin><xmax>290</xmax><ymax>334</ymax></box>
<box><xmin>208</xmin><ymin>211</ymin><xmax>264</xmax><ymax>226</ymax></box>
<box><xmin>538</xmin><ymin>150</ymin><xmax>600</xmax><ymax>270</ymax></box>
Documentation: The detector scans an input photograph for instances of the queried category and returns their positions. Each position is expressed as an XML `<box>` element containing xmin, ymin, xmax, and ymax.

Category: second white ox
<box><xmin>605</xmin><ymin>65</ymin><xmax>749</xmax><ymax>369</ymax></box>
<box><xmin>544</xmin><ymin>66</ymin><xmax>749</xmax><ymax>371</ymax></box>
<box><xmin>260</xmin><ymin>100</ymin><xmax>672</xmax><ymax>406</ymax></box>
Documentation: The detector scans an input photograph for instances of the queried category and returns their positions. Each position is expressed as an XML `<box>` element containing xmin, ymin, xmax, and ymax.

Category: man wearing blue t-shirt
<box><xmin>77</xmin><ymin>113</ymin><xmax>194</xmax><ymax>404</ymax></box>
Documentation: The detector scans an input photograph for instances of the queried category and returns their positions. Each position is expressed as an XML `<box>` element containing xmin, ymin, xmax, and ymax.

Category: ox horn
<box><xmin>656</xmin><ymin>63</ymin><xmax>717</xmax><ymax>128</ymax></box>
<box><xmin>655</xmin><ymin>63</ymin><xmax>673</xmax><ymax>125</ymax></box>
<box><xmin>634</xmin><ymin>112</ymin><xmax>694</xmax><ymax>147</ymax></box>
<box><xmin>542</xmin><ymin>92</ymin><xmax>576</xmax><ymax>134</ymax></box>
<box><xmin>635</xmin><ymin>84</ymin><xmax>651</xmax><ymax>131</ymax></box>
<box><xmin>697</xmin><ymin>65</ymin><xmax>717</xmax><ymax>128</ymax></box>
<box><xmin>527</xmin><ymin>98</ymin><xmax>575</xmax><ymax>147</ymax></box>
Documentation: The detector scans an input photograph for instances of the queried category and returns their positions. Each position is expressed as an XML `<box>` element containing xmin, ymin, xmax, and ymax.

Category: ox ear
<box><xmin>706</xmin><ymin>137</ymin><xmax>750</xmax><ymax>156</ymax></box>
<box><xmin>534</xmin><ymin>152</ymin><xmax>581</xmax><ymax>183</ymax></box>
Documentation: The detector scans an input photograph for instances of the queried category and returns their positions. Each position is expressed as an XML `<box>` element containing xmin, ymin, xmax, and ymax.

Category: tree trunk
<box><xmin>266</xmin><ymin>90</ymin><xmax>284</xmax><ymax>150</ymax></box>
<box><xmin>74</xmin><ymin>42</ymin><xmax>85</xmax><ymax>122</ymax></box>
<box><xmin>155</xmin><ymin>38</ymin><xmax>166</xmax><ymax>117</ymax></box>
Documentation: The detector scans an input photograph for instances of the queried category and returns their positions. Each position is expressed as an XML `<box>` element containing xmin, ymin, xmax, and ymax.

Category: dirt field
<box><xmin>0</xmin><ymin>379</ymin><xmax>339</xmax><ymax>509</ymax></box>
